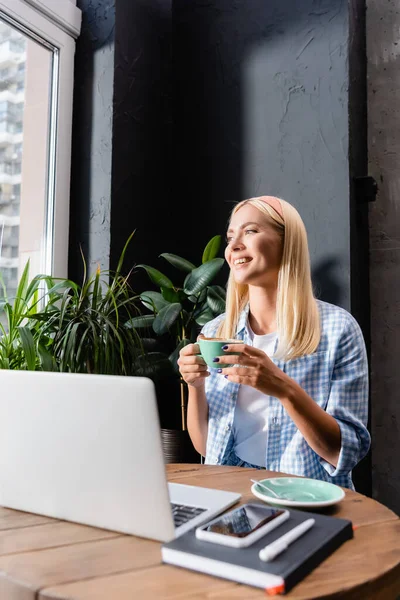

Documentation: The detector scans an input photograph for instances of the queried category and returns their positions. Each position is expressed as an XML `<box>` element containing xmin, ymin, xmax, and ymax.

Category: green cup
<box><xmin>197</xmin><ymin>337</ymin><xmax>242</xmax><ymax>369</ymax></box>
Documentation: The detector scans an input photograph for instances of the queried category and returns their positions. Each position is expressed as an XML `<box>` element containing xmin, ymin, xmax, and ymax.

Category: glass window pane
<box><xmin>0</xmin><ymin>17</ymin><xmax>55</xmax><ymax>305</ymax></box>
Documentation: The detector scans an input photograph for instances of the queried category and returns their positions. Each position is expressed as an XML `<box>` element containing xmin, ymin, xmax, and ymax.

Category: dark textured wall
<box><xmin>348</xmin><ymin>0</ymin><xmax>371</xmax><ymax>498</ymax></box>
<box><xmin>367</xmin><ymin>0</ymin><xmax>400</xmax><ymax>515</ymax></box>
<box><xmin>69</xmin><ymin>0</ymin><xmax>115</xmax><ymax>281</ymax></box>
<box><xmin>110</xmin><ymin>0</ymin><xmax>173</xmax><ymax>284</ymax></box>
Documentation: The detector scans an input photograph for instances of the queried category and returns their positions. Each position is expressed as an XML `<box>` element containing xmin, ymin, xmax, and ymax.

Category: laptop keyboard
<box><xmin>171</xmin><ymin>502</ymin><xmax>207</xmax><ymax>528</ymax></box>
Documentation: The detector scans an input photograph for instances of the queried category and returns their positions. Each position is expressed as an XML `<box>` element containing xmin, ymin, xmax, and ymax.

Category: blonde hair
<box><xmin>217</xmin><ymin>196</ymin><xmax>320</xmax><ymax>360</ymax></box>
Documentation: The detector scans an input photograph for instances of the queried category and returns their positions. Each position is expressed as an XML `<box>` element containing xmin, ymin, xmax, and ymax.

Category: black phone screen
<box><xmin>202</xmin><ymin>504</ymin><xmax>286</xmax><ymax>538</ymax></box>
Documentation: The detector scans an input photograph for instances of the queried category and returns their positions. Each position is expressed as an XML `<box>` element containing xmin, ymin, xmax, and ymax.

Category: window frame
<box><xmin>0</xmin><ymin>0</ymin><xmax>81</xmax><ymax>278</ymax></box>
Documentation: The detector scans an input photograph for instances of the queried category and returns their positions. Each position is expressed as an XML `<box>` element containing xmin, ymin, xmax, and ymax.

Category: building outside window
<box><xmin>0</xmin><ymin>22</ymin><xmax>24</xmax><ymax>299</ymax></box>
<box><xmin>0</xmin><ymin>0</ymin><xmax>81</xmax><ymax>327</ymax></box>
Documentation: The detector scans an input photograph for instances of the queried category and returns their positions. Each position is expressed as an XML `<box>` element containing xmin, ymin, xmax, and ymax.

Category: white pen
<box><xmin>259</xmin><ymin>518</ymin><xmax>315</xmax><ymax>562</ymax></box>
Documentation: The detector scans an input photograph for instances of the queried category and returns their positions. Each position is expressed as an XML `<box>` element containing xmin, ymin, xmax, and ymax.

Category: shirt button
<box><xmin>225</xmin><ymin>424</ymin><xmax>230</xmax><ymax>431</ymax></box>
<box><xmin>272</xmin><ymin>417</ymin><xmax>279</xmax><ymax>427</ymax></box>
<box><xmin>214</xmin><ymin>457</ymin><xmax>219</xmax><ymax>464</ymax></box>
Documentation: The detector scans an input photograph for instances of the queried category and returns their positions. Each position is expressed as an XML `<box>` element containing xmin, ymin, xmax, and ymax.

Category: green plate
<box><xmin>251</xmin><ymin>477</ymin><xmax>345</xmax><ymax>508</ymax></box>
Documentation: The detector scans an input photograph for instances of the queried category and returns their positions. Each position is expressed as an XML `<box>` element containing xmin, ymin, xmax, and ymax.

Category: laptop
<box><xmin>0</xmin><ymin>370</ymin><xmax>241</xmax><ymax>542</ymax></box>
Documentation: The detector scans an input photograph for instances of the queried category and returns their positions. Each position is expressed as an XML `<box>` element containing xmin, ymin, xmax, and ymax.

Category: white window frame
<box><xmin>0</xmin><ymin>0</ymin><xmax>81</xmax><ymax>278</ymax></box>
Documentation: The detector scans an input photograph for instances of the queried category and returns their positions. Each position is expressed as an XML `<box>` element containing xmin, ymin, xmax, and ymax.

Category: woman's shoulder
<box><xmin>316</xmin><ymin>299</ymin><xmax>364</xmax><ymax>339</ymax></box>
<box><xmin>200</xmin><ymin>313</ymin><xmax>226</xmax><ymax>337</ymax></box>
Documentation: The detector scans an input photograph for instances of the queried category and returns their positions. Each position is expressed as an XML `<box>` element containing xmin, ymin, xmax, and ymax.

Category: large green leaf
<box><xmin>183</xmin><ymin>258</ymin><xmax>224</xmax><ymax>296</ymax></box>
<box><xmin>136</xmin><ymin>265</ymin><xmax>174</xmax><ymax>289</ymax></box>
<box><xmin>140</xmin><ymin>291</ymin><xmax>169</xmax><ymax>312</ymax></box>
<box><xmin>160</xmin><ymin>253</ymin><xmax>196</xmax><ymax>273</ymax></box>
<box><xmin>38</xmin><ymin>344</ymin><xmax>55</xmax><ymax>371</ymax></box>
<box><xmin>161</xmin><ymin>287</ymin><xmax>180</xmax><ymax>303</ymax></box>
<box><xmin>195</xmin><ymin>306</ymin><xmax>215</xmax><ymax>326</ymax></box>
<box><xmin>202</xmin><ymin>235</ymin><xmax>222</xmax><ymax>263</ymax></box>
<box><xmin>153</xmin><ymin>303</ymin><xmax>182</xmax><ymax>335</ymax></box>
<box><xmin>188</xmin><ymin>288</ymin><xmax>207</xmax><ymax>304</ymax></box>
<box><xmin>17</xmin><ymin>326</ymin><xmax>36</xmax><ymax>371</ymax></box>
<box><xmin>207</xmin><ymin>285</ymin><xmax>226</xmax><ymax>314</ymax></box>
<box><xmin>125</xmin><ymin>314</ymin><xmax>155</xmax><ymax>329</ymax></box>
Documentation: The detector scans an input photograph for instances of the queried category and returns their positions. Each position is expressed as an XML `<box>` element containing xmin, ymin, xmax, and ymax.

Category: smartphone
<box><xmin>195</xmin><ymin>502</ymin><xmax>290</xmax><ymax>548</ymax></box>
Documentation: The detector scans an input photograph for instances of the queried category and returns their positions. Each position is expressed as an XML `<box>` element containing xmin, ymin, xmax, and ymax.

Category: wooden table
<box><xmin>0</xmin><ymin>464</ymin><xmax>398</xmax><ymax>599</ymax></box>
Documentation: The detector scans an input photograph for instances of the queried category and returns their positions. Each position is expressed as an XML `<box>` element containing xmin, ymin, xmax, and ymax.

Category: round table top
<box><xmin>0</xmin><ymin>464</ymin><xmax>398</xmax><ymax>600</ymax></box>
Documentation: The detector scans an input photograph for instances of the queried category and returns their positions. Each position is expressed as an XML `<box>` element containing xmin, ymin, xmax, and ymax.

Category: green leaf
<box><xmin>60</xmin><ymin>322</ymin><xmax>81</xmax><ymax>371</ymax></box>
<box><xmin>140</xmin><ymin>291</ymin><xmax>169</xmax><ymax>312</ymax></box>
<box><xmin>136</xmin><ymin>265</ymin><xmax>174</xmax><ymax>289</ymax></box>
<box><xmin>17</xmin><ymin>326</ymin><xmax>36</xmax><ymax>371</ymax></box>
<box><xmin>153</xmin><ymin>303</ymin><xmax>182</xmax><ymax>335</ymax></box>
<box><xmin>114</xmin><ymin>230</ymin><xmax>136</xmax><ymax>277</ymax></box>
<box><xmin>126</xmin><ymin>314</ymin><xmax>155</xmax><ymax>329</ymax></box>
<box><xmin>187</xmin><ymin>287</ymin><xmax>207</xmax><ymax>304</ymax></box>
<box><xmin>202</xmin><ymin>235</ymin><xmax>222</xmax><ymax>263</ymax></box>
<box><xmin>38</xmin><ymin>344</ymin><xmax>55</xmax><ymax>371</ymax></box>
<box><xmin>161</xmin><ymin>287</ymin><xmax>180</xmax><ymax>304</ymax></box>
<box><xmin>11</xmin><ymin>260</ymin><xmax>31</xmax><ymax>325</ymax></box>
<box><xmin>25</xmin><ymin>275</ymin><xmax>43</xmax><ymax>304</ymax></box>
<box><xmin>195</xmin><ymin>306</ymin><xmax>215</xmax><ymax>326</ymax></box>
<box><xmin>207</xmin><ymin>285</ymin><xmax>226</xmax><ymax>314</ymax></box>
<box><xmin>159</xmin><ymin>254</ymin><xmax>196</xmax><ymax>273</ymax></box>
<box><xmin>183</xmin><ymin>258</ymin><xmax>224</xmax><ymax>296</ymax></box>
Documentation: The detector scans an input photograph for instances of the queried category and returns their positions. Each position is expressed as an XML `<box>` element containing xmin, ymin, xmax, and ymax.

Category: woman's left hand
<box><xmin>216</xmin><ymin>343</ymin><xmax>290</xmax><ymax>399</ymax></box>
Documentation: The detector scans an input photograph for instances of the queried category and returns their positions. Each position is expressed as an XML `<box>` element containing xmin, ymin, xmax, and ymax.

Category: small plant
<box><xmin>0</xmin><ymin>261</ymin><xmax>51</xmax><ymax>370</ymax></box>
<box><xmin>129</xmin><ymin>235</ymin><xmax>226</xmax><ymax>429</ymax></box>
<box><xmin>0</xmin><ymin>232</ymin><xmax>145</xmax><ymax>375</ymax></box>
<box><xmin>30</xmin><ymin>232</ymin><xmax>144</xmax><ymax>375</ymax></box>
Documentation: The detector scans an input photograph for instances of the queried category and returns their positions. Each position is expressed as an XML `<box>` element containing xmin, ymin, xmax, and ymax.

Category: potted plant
<box><xmin>129</xmin><ymin>234</ymin><xmax>227</xmax><ymax>462</ymax></box>
<box><xmin>0</xmin><ymin>232</ymin><xmax>146</xmax><ymax>374</ymax></box>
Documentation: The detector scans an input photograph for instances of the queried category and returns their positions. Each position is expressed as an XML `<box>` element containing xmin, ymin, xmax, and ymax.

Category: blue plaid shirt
<box><xmin>201</xmin><ymin>300</ymin><xmax>370</xmax><ymax>490</ymax></box>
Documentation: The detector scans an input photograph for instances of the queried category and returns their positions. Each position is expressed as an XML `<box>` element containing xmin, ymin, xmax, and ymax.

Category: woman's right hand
<box><xmin>177</xmin><ymin>340</ymin><xmax>209</xmax><ymax>388</ymax></box>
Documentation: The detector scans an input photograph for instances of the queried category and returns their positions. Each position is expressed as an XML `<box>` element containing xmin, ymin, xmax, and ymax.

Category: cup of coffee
<box><xmin>197</xmin><ymin>337</ymin><xmax>242</xmax><ymax>369</ymax></box>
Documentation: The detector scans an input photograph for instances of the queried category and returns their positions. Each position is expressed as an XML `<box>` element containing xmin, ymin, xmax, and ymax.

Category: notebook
<box><xmin>161</xmin><ymin>505</ymin><xmax>353</xmax><ymax>594</ymax></box>
<box><xmin>0</xmin><ymin>370</ymin><xmax>241</xmax><ymax>542</ymax></box>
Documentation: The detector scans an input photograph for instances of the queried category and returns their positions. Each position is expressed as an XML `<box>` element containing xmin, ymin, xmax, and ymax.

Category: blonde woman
<box><xmin>178</xmin><ymin>196</ymin><xmax>370</xmax><ymax>490</ymax></box>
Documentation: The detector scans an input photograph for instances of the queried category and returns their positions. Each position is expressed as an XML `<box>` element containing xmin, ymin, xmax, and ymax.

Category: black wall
<box><xmin>110</xmin><ymin>0</ymin><xmax>174</xmax><ymax>287</ymax></box>
<box><xmin>69</xmin><ymin>0</ymin><xmax>116</xmax><ymax>280</ymax></box>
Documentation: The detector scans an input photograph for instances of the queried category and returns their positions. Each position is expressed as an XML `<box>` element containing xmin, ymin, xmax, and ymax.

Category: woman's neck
<box><xmin>248</xmin><ymin>286</ymin><xmax>277</xmax><ymax>335</ymax></box>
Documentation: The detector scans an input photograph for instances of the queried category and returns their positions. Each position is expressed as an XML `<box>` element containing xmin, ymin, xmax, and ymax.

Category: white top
<box><xmin>233</xmin><ymin>328</ymin><xmax>277</xmax><ymax>467</ymax></box>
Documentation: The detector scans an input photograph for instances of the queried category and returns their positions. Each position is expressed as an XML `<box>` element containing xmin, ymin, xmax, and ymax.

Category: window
<box><xmin>0</xmin><ymin>0</ymin><xmax>81</xmax><ymax>304</ymax></box>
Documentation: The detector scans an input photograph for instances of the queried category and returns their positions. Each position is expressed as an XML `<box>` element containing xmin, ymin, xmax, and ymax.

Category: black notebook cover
<box><xmin>161</xmin><ymin>505</ymin><xmax>353</xmax><ymax>595</ymax></box>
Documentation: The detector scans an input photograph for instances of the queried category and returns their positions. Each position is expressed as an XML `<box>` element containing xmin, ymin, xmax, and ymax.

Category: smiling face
<box><xmin>224</xmin><ymin>203</ymin><xmax>283</xmax><ymax>288</ymax></box>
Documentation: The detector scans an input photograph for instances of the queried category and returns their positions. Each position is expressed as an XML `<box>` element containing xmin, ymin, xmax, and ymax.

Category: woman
<box><xmin>177</xmin><ymin>196</ymin><xmax>370</xmax><ymax>490</ymax></box>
